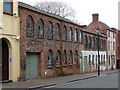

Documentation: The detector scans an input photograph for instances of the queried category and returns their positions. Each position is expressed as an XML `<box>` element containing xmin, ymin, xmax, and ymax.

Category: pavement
<box><xmin>2</xmin><ymin>69</ymin><xmax>118</xmax><ymax>89</ymax></box>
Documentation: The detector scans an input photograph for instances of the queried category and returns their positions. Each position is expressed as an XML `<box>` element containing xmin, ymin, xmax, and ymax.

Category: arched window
<box><xmin>74</xmin><ymin>51</ymin><xmax>78</xmax><ymax>64</ymax></box>
<box><xmin>69</xmin><ymin>27</ymin><xmax>72</xmax><ymax>42</ymax></box>
<box><xmin>92</xmin><ymin>37</ymin><xmax>95</xmax><ymax>48</ymax></box>
<box><xmin>62</xmin><ymin>25</ymin><xmax>67</xmax><ymax>41</ymax></box>
<box><xmin>26</xmin><ymin>16</ymin><xmax>34</xmax><ymax>37</ymax></box>
<box><xmin>47</xmin><ymin>21</ymin><xmax>53</xmax><ymax>40</ymax></box>
<box><xmin>104</xmin><ymin>40</ymin><xmax>106</xmax><ymax>49</ymax></box>
<box><xmin>79</xmin><ymin>30</ymin><xmax>82</xmax><ymax>43</ymax></box>
<box><xmin>63</xmin><ymin>50</ymin><xmax>67</xmax><ymax>66</ymax></box>
<box><xmin>56</xmin><ymin>50</ymin><xmax>60</xmax><ymax>67</ymax></box>
<box><xmin>74</xmin><ymin>29</ymin><xmax>78</xmax><ymax>42</ymax></box>
<box><xmin>88</xmin><ymin>36</ymin><xmax>91</xmax><ymax>48</ymax></box>
<box><xmin>96</xmin><ymin>38</ymin><xmax>98</xmax><ymax>49</ymax></box>
<box><xmin>38</xmin><ymin>19</ymin><xmax>44</xmax><ymax>38</ymax></box>
<box><xmin>55</xmin><ymin>23</ymin><xmax>60</xmax><ymax>40</ymax></box>
<box><xmin>69</xmin><ymin>51</ymin><xmax>73</xmax><ymax>65</ymax></box>
<box><xmin>47</xmin><ymin>50</ymin><xmax>53</xmax><ymax>68</ymax></box>
<box><xmin>84</xmin><ymin>35</ymin><xmax>88</xmax><ymax>48</ymax></box>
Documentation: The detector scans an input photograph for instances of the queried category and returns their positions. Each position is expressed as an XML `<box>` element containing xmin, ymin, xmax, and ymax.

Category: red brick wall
<box><xmin>19</xmin><ymin>7</ymin><xmax>85</xmax><ymax>80</ymax></box>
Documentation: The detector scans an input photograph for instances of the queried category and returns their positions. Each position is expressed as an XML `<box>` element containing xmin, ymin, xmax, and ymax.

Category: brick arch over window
<box><xmin>74</xmin><ymin>29</ymin><xmax>78</xmax><ymax>43</ymax></box>
<box><xmin>74</xmin><ymin>51</ymin><xmax>78</xmax><ymax>64</ymax></box>
<box><xmin>69</xmin><ymin>27</ymin><xmax>72</xmax><ymax>42</ymax></box>
<box><xmin>79</xmin><ymin>30</ymin><xmax>82</xmax><ymax>43</ymax></box>
<box><xmin>84</xmin><ymin>35</ymin><xmax>88</xmax><ymax>48</ymax></box>
<box><xmin>47</xmin><ymin>50</ymin><xmax>53</xmax><ymax>68</ymax></box>
<box><xmin>62</xmin><ymin>25</ymin><xmax>67</xmax><ymax>41</ymax></box>
<box><xmin>63</xmin><ymin>50</ymin><xmax>67</xmax><ymax>66</ymax></box>
<box><xmin>26</xmin><ymin>15</ymin><xmax>34</xmax><ymax>37</ymax></box>
<box><xmin>88</xmin><ymin>36</ymin><xmax>91</xmax><ymax>48</ymax></box>
<box><xmin>47</xmin><ymin>21</ymin><xmax>53</xmax><ymax>40</ymax></box>
<box><xmin>55</xmin><ymin>23</ymin><xmax>60</xmax><ymax>40</ymax></box>
<box><xmin>69</xmin><ymin>50</ymin><xmax>73</xmax><ymax>65</ymax></box>
<box><xmin>56</xmin><ymin>50</ymin><xmax>60</xmax><ymax>67</ymax></box>
<box><xmin>37</xmin><ymin>19</ymin><xmax>44</xmax><ymax>39</ymax></box>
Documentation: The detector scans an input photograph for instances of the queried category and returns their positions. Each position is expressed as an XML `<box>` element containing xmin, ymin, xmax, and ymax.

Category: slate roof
<box><xmin>99</xmin><ymin>21</ymin><xmax>115</xmax><ymax>32</ymax></box>
<box><xmin>18</xmin><ymin>2</ymin><xmax>84</xmax><ymax>27</ymax></box>
<box><xmin>82</xmin><ymin>29</ymin><xmax>107</xmax><ymax>38</ymax></box>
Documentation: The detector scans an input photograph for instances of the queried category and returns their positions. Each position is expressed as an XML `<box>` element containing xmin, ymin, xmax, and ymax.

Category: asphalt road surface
<box><xmin>44</xmin><ymin>72</ymin><xmax>119</xmax><ymax>88</ymax></box>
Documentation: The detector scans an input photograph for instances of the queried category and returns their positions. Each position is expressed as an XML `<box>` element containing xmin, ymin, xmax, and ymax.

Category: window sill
<box><xmin>69</xmin><ymin>64</ymin><xmax>73</xmax><ymax>66</ymax></box>
<box><xmin>3</xmin><ymin>12</ymin><xmax>13</xmax><ymax>16</ymax></box>
<box><xmin>56</xmin><ymin>66</ymin><xmax>60</xmax><ymax>68</ymax></box>
<box><xmin>63</xmin><ymin>65</ymin><xmax>67</xmax><ymax>67</ymax></box>
<box><xmin>47</xmin><ymin>66</ymin><xmax>52</xmax><ymax>69</ymax></box>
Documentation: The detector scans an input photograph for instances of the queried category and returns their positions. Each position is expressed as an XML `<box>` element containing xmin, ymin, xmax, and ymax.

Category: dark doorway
<box><xmin>2</xmin><ymin>39</ymin><xmax>9</xmax><ymax>81</ymax></box>
<box><xmin>117</xmin><ymin>60</ymin><xmax>120</xmax><ymax>69</ymax></box>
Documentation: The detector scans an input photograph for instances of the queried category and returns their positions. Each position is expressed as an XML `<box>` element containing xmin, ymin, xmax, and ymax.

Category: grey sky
<box><xmin>17</xmin><ymin>0</ymin><xmax>120</xmax><ymax>28</ymax></box>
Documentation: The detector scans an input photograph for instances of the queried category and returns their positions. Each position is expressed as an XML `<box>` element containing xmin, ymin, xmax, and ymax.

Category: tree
<box><xmin>35</xmin><ymin>1</ymin><xmax>79</xmax><ymax>23</ymax></box>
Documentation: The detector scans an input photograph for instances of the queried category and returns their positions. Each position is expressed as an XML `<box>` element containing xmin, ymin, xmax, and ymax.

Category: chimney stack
<box><xmin>92</xmin><ymin>13</ymin><xmax>99</xmax><ymax>22</ymax></box>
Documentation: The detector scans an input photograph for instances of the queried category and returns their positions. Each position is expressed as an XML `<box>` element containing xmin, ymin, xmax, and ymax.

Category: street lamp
<box><xmin>96</xmin><ymin>27</ymin><xmax>100</xmax><ymax>76</ymax></box>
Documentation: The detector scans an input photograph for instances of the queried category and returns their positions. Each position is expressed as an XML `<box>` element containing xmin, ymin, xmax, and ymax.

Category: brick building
<box><xmin>18</xmin><ymin>2</ymin><xmax>107</xmax><ymax>81</ymax></box>
<box><xmin>86</xmin><ymin>14</ymin><xmax>116</xmax><ymax>70</ymax></box>
<box><xmin>112</xmin><ymin>28</ymin><xmax>120</xmax><ymax>69</ymax></box>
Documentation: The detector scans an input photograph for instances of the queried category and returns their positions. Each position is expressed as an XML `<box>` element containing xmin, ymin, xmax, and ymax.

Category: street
<box><xmin>44</xmin><ymin>73</ymin><xmax>118</xmax><ymax>88</ymax></box>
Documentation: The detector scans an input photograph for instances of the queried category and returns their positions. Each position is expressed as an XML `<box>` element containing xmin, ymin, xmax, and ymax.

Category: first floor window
<box><xmin>63</xmin><ymin>51</ymin><xmax>67</xmax><ymax>66</ymax></box>
<box><xmin>47</xmin><ymin>50</ymin><xmax>52</xmax><ymax>68</ymax></box>
<box><xmin>74</xmin><ymin>51</ymin><xmax>78</xmax><ymax>64</ymax></box>
<box><xmin>56</xmin><ymin>50</ymin><xmax>60</xmax><ymax>67</ymax></box>
<box><xmin>3</xmin><ymin>0</ymin><xmax>13</xmax><ymax>14</ymax></box>
<box><xmin>69</xmin><ymin>51</ymin><xmax>73</xmax><ymax>65</ymax></box>
<box><xmin>92</xmin><ymin>55</ymin><xmax>94</xmax><ymax>66</ymax></box>
<box><xmin>89</xmin><ymin>55</ymin><xmax>91</xmax><ymax>67</ymax></box>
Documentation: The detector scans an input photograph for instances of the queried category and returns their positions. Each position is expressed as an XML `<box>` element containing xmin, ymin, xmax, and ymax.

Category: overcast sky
<box><xmin>17</xmin><ymin>0</ymin><xmax>120</xmax><ymax>28</ymax></box>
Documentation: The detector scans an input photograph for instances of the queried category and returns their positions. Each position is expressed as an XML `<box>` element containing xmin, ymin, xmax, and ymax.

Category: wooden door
<box><xmin>2</xmin><ymin>39</ymin><xmax>9</xmax><ymax>81</ymax></box>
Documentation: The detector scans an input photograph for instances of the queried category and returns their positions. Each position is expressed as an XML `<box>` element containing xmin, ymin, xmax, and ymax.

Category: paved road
<box><xmin>44</xmin><ymin>73</ymin><xmax>118</xmax><ymax>88</ymax></box>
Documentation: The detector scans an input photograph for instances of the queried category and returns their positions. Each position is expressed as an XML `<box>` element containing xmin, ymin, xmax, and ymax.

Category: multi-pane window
<box><xmin>63</xmin><ymin>50</ymin><xmax>67</xmax><ymax>66</ymax></box>
<box><xmin>74</xmin><ymin>29</ymin><xmax>78</xmax><ymax>42</ymax></box>
<box><xmin>38</xmin><ymin>19</ymin><xmax>44</xmax><ymax>39</ymax></box>
<box><xmin>113</xmin><ymin>42</ymin><xmax>115</xmax><ymax>51</ymax></box>
<box><xmin>69</xmin><ymin>51</ymin><xmax>73</xmax><ymax>65</ymax></box>
<box><xmin>62</xmin><ymin>25</ymin><xmax>67</xmax><ymax>41</ymax></box>
<box><xmin>95</xmin><ymin>38</ymin><xmax>98</xmax><ymax>49</ymax></box>
<box><xmin>113</xmin><ymin>33</ymin><xmax>115</xmax><ymax>38</ymax></box>
<box><xmin>109</xmin><ymin>55</ymin><xmax>110</xmax><ymax>65</ymax></box>
<box><xmin>69</xmin><ymin>27</ymin><xmax>72</xmax><ymax>42</ymax></box>
<box><xmin>74</xmin><ymin>51</ymin><xmax>78</xmax><ymax>64</ymax></box>
<box><xmin>55</xmin><ymin>23</ymin><xmax>60</xmax><ymax>40</ymax></box>
<box><xmin>108</xmin><ymin>41</ymin><xmax>110</xmax><ymax>51</ymax></box>
<box><xmin>92</xmin><ymin>55</ymin><xmax>94</xmax><ymax>66</ymax></box>
<box><xmin>88</xmin><ymin>36</ymin><xmax>91</xmax><ymax>48</ymax></box>
<box><xmin>104</xmin><ymin>55</ymin><xmax>105</xmax><ymax>65</ymax></box>
<box><xmin>84</xmin><ymin>36</ymin><xmax>88</xmax><ymax>48</ymax></box>
<box><xmin>26</xmin><ymin>16</ymin><xmax>34</xmax><ymax>37</ymax></box>
<box><xmin>47</xmin><ymin>50</ymin><xmax>53</xmax><ymax>68</ymax></box>
<box><xmin>3</xmin><ymin>0</ymin><xmax>13</xmax><ymax>14</ymax></box>
<box><xmin>56</xmin><ymin>50</ymin><xmax>60</xmax><ymax>67</ymax></box>
<box><xmin>108</xmin><ymin>31</ymin><xmax>110</xmax><ymax>37</ymax></box>
<box><xmin>96</xmin><ymin>55</ymin><xmax>97</xmax><ymax>65</ymax></box>
<box><xmin>89</xmin><ymin>55</ymin><xmax>91</xmax><ymax>67</ymax></box>
<box><xmin>47</xmin><ymin>21</ymin><xmax>53</xmax><ymax>40</ymax></box>
<box><xmin>104</xmin><ymin>40</ymin><xmax>106</xmax><ymax>49</ymax></box>
<box><xmin>92</xmin><ymin>37</ymin><xmax>95</xmax><ymax>48</ymax></box>
<box><xmin>79</xmin><ymin>31</ymin><xmax>82</xmax><ymax>43</ymax></box>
